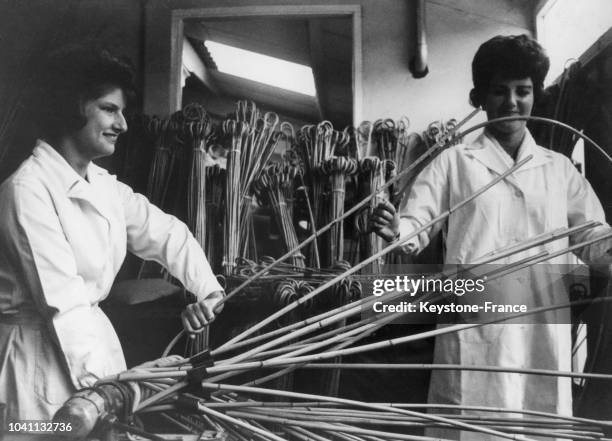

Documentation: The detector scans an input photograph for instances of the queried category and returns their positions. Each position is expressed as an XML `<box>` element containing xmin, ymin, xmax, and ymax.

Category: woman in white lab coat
<box><xmin>0</xmin><ymin>46</ymin><xmax>224</xmax><ymax>422</ymax></box>
<box><xmin>371</xmin><ymin>35</ymin><xmax>612</xmax><ymax>439</ymax></box>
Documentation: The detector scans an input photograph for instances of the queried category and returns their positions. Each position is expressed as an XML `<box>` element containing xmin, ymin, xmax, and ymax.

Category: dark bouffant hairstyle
<box><xmin>470</xmin><ymin>34</ymin><xmax>550</xmax><ymax>107</ymax></box>
<box><xmin>32</xmin><ymin>44</ymin><xmax>136</xmax><ymax>141</ymax></box>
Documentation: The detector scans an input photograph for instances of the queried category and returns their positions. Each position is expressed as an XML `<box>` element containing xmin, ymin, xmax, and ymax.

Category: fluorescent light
<box><xmin>205</xmin><ymin>40</ymin><xmax>316</xmax><ymax>96</ymax></box>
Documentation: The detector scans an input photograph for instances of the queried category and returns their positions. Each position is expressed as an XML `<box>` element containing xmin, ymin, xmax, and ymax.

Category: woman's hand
<box><xmin>369</xmin><ymin>200</ymin><xmax>400</xmax><ymax>242</ymax></box>
<box><xmin>181</xmin><ymin>290</ymin><xmax>225</xmax><ymax>335</ymax></box>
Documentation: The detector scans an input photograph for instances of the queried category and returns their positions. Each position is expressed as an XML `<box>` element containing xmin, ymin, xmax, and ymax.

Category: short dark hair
<box><xmin>470</xmin><ymin>34</ymin><xmax>550</xmax><ymax>107</ymax></box>
<box><xmin>32</xmin><ymin>44</ymin><xmax>136</xmax><ymax>140</ymax></box>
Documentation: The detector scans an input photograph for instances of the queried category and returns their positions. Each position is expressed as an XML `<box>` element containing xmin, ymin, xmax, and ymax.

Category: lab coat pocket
<box><xmin>34</xmin><ymin>329</ymin><xmax>73</xmax><ymax>405</ymax></box>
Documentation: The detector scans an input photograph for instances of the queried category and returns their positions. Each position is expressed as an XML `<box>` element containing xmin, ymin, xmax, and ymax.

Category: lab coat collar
<box><xmin>32</xmin><ymin>140</ymin><xmax>113</xmax><ymax>222</ymax></box>
<box><xmin>33</xmin><ymin>140</ymin><xmax>85</xmax><ymax>193</ymax></box>
<box><xmin>465</xmin><ymin>130</ymin><xmax>554</xmax><ymax>176</ymax></box>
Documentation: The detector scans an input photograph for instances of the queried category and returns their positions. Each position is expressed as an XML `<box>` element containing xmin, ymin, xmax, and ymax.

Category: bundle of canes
<box><xmin>319</xmin><ymin>156</ymin><xmax>358</xmax><ymax>266</ymax></box>
<box><xmin>145</xmin><ymin>116</ymin><xmax>176</xmax><ymax>207</ymax></box>
<box><xmin>295</xmin><ymin>123</ymin><xmax>327</xmax><ymax>247</ymax></box>
<box><xmin>388</xmin><ymin>117</ymin><xmax>429</xmax><ymax>205</ymax></box>
<box><xmin>297</xmin><ymin>122</ymin><xmax>352</xmax><ymax>266</ymax></box>
<box><xmin>392</xmin><ymin>116</ymin><xmax>412</xmax><ymax>165</ymax></box>
<box><xmin>282</xmin><ymin>123</ymin><xmax>321</xmax><ymax>269</ymax></box>
<box><xmin>368</xmin><ymin>117</ymin><xmax>423</xmax><ymax>263</ymax></box>
<box><xmin>222</xmin><ymin>118</ymin><xmax>249</xmax><ymax>277</ymax></box>
<box><xmin>353</xmin><ymin>157</ymin><xmax>390</xmax><ymax>271</ymax></box>
<box><xmin>422</xmin><ymin>118</ymin><xmax>461</xmax><ymax>149</ymax></box>
<box><xmin>237</xmin><ymin>104</ymin><xmax>280</xmax><ymax>263</ymax></box>
<box><xmin>137</xmin><ymin>116</ymin><xmax>176</xmax><ymax>279</ymax></box>
<box><xmin>183</xmin><ymin>104</ymin><xmax>212</xmax><ymax>248</ymax></box>
<box><xmin>175</xmin><ymin>104</ymin><xmax>214</xmax><ymax>356</ymax></box>
<box><xmin>239</xmin><ymin>122</ymin><xmax>259</xmax><ymax>259</ymax></box>
<box><xmin>277</xmin><ymin>125</ymin><xmax>301</xmax><ymax>228</ymax></box>
<box><xmin>84</xmin><ymin>377</ymin><xmax>612</xmax><ymax>441</ymax></box>
<box><xmin>392</xmin><ymin>131</ymin><xmax>428</xmax><ymax>207</ymax></box>
<box><xmin>270</xmin><ymin>279</ymin><xmax>314</xmax><ymax>328</ymax></box>
<box><xmin>253</xmin><ymin>162</ymin><xmax>305</xmax><ymax>269</ymax></box>
<box><xmin>371</xmin><ymin>117</ymin><xmax>409</xmax><ymax>162</ymax></box>
<box><xmin>204</xmin><ymin>164</ymin><xmax>226</xmax><ymax>273</ymax></box>
<box><xmin>222</xmin><ymin>102</ymin><xmax>281</xmax><ymax>276</ymax></box>
<box><xmin>235</xmin><ymin>99</ymin><xmax>259</xmax><ymax>126</ymax></box>
<box><xmin>359</xmin><ymin>116</ymin><xmax>420</xmax><ymax>212</ymax></box>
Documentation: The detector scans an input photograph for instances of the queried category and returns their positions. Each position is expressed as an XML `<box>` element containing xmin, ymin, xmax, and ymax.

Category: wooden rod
<box><xmin>199</xmin><ymin>382</ymin><xmax>538</xmax><ymax>441</ymax></box>
<box><xmin>297</xmin><ymin>363</ymin><xmax>612</xmax><ymax>380</ymax></box>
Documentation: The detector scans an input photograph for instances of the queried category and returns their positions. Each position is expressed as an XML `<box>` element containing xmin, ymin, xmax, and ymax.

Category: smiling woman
<box><xmin>483</xmin><ymin>76</ymin><xmax>534</xmax><ymax>155</ymax></box>
<box><xmin>369</xmin><ymin>34</ymin><xmax>612</xmax><ymax>441</ymax></box>
<box><xmin>0</xmin><ymin>44</ymin><xmax>225</xmax><ymax>422</ymax></box>
<box><xmin>62</xmin><ymin>88</ymin><xmax>128</xmax><ymax>176</ymax></box>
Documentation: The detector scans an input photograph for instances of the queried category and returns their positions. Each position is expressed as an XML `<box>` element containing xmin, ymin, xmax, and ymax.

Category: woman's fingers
<box><xmin>370</xmin><ymin>200</ymin><xmax>397</xmax><ymax>227</ymax></box>
<box><xmin>182</xmin><ymin>302</ymin><xmax>211</xmax><ymax>333</ymax></box>
<box><xmin>181</xmin><ymin>291</ymin><xmax>225</xmax><ymax>335</ymax></box>
<box><xmin>368</xmin><ymin>200</ymin><xmax>400</xmax><ymax>241</ymax></box>
<box><xmin>181</xmin><ymin>308</ymin><xmax>202</xmax><ymax>334</ymax></box>
<box><xmin>372</xmin><ymin>211</ymin><xmax>393</xmax><ymax>224</ymax></box>
<box><xmin>377</xmin><ymin>199</ymin><xmax>395</xmax><ymax>213</ymax></box>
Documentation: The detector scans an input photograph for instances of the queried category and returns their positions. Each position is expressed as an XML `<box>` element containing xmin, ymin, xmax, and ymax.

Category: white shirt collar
<box><xmin>465</xmin><ymin>129</ymin><xmax>554</xmax><ymax>174</ymax></box>
<box><xmin>32</xmin><ymin>139</ymin><xmax>109</xmax><ymax>193</ymax></box>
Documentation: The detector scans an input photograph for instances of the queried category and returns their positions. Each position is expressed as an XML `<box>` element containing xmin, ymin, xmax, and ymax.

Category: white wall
<box><xmin>145</xmin><ymin>0</ymin><xmax>534</xmax><ymax>134</ymax></box>
<box><xmin>361</xmin><ymin>0</ymin><xmax>534</xmax><ymax>132</ymax></box>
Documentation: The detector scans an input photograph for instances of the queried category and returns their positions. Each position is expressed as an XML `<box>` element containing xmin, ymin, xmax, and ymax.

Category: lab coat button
<box><xmin>514</xmin><ymin>190</ymin><xmax>522</xmax><ymax>197</ymax></box>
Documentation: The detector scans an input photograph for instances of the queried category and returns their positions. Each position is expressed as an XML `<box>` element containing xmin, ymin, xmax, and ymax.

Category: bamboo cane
<box><xmin>226</xmin><ymin>410</ymin><xmax>441</xmax><ymax>441</ymax></box>
<box><xmin>486</xmin><ymin>231</ymin><xmax>612</xmax><ymax>281</ymax></box>
<box><xmin>199</xmin><ymin>382</ymin><xmax>538</xmax><ymax>441</ymax></box>
<box><xmin>229</xmin><ymin>407</ymin><xmax>605</xmax><ymax>439</ymax></box>
<box><xmin>197</xmin><ymin>403</ymin><xmax>289</xmax><ymax>441</ymax></box>
<box><xmin>198</xmin><ymin>297</ymin><xmax>612</xmax><ymax>377</ymax></box>
<box><xmin>199</xmin><ymin>400</ymin><xmax>612</xmax><ymax>428</ymax></box>
<box><xmin>297</xmin><ymin>363</ymin><xmax>612</xmax><ymax>380</ymax></box>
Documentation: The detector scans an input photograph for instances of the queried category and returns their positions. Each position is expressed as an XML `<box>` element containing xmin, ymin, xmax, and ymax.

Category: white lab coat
<box><xmin>0</xmin><ymin>140</ymin><xmax>222</xmax><ymax>421</ymax></box>
<box><xmin>399</xmin><ymin>130</ymin><xmax>612</xmax><ymax>440</ymax></box>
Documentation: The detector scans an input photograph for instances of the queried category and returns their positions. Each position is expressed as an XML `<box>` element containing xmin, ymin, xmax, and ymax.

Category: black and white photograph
<box><xmin>1</xmin><ymin>0</ymin><xmax>612</xmax><ymax>440</ymax></box>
